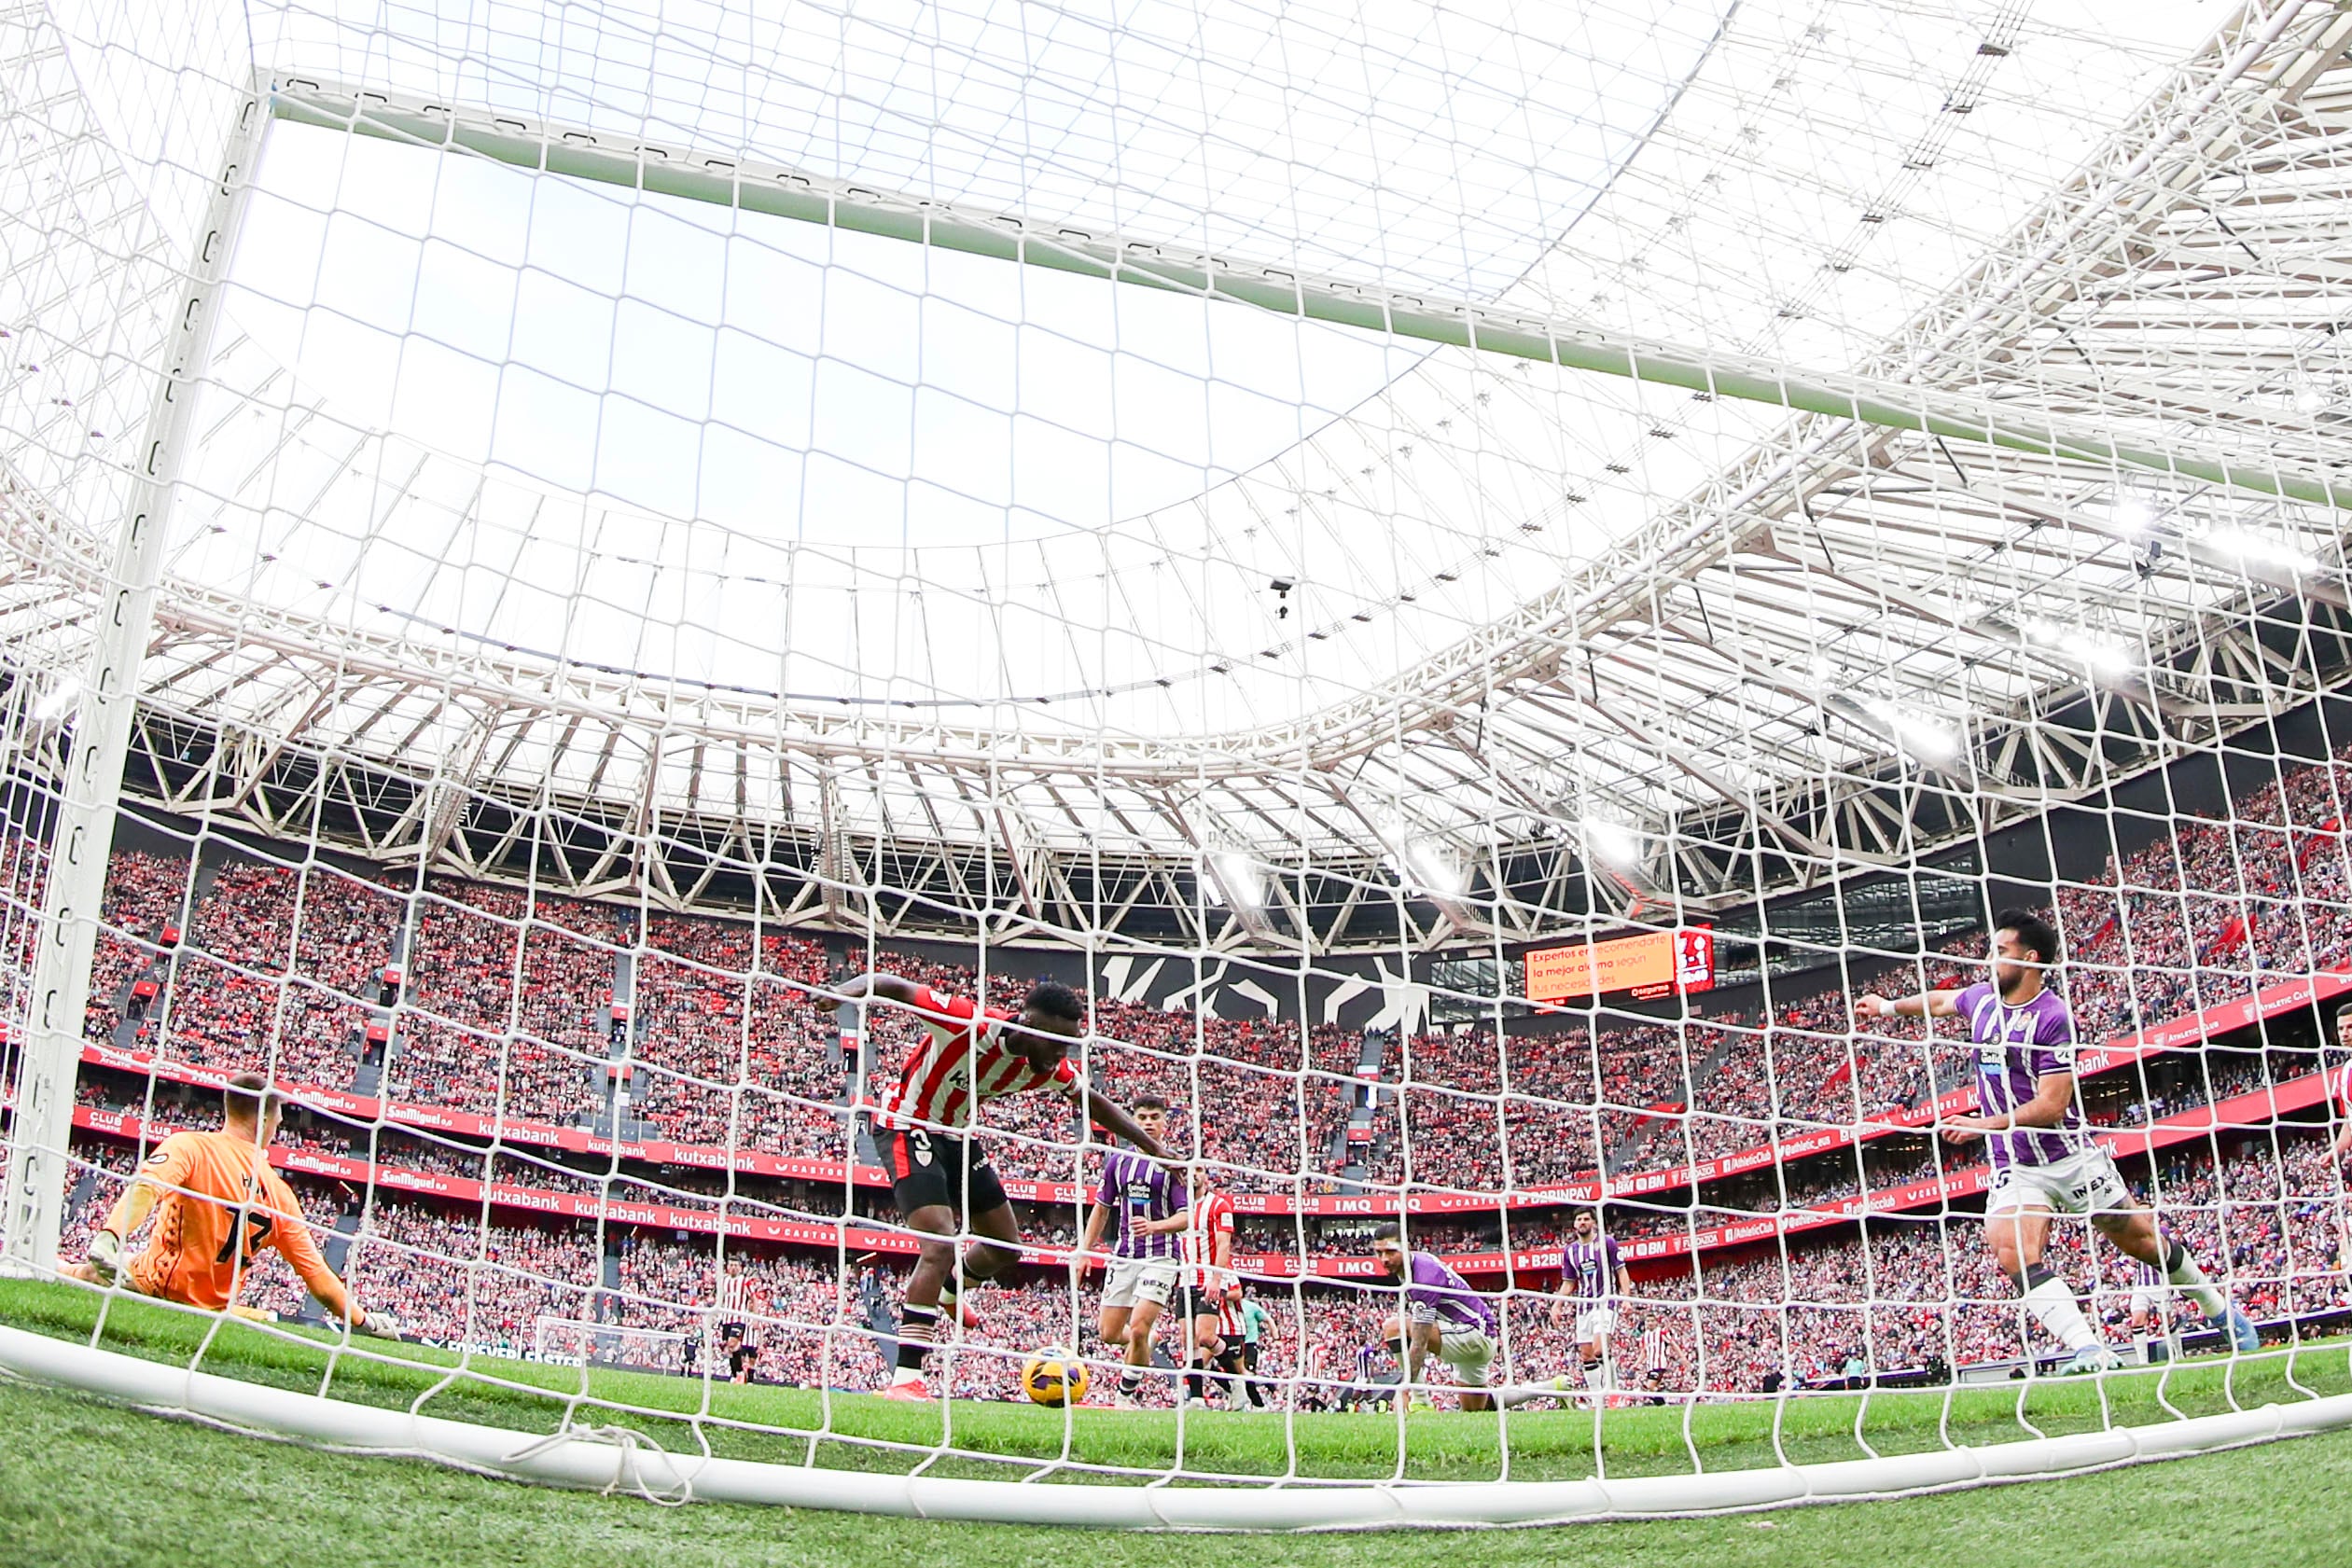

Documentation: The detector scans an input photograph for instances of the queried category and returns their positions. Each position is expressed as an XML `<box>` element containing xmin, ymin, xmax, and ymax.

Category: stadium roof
<box><xmin>7</xmin><ymin>0</ymin><xmax>2352</xmax><ymax>950</ymax></box>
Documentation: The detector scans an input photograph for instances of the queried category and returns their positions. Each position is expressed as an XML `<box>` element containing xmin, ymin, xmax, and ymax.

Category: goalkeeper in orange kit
<box><xmin>63</xmin><ymin>1072</ymin><xmax>397</xmax><ymax>1336</ymax></box>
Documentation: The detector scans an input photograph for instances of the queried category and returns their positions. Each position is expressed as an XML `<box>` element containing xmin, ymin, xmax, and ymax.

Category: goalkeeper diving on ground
<box><xmin>63</xmin><ymin>1071</ymin><xmax>398</xmax><ymax>1337</ymax></box>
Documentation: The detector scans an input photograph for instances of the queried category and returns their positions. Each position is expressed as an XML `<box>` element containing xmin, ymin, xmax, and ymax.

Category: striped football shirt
<box><xmin>870</xmin><ymin>986</ymin><xmax>1078</xmax><ymax>1132</ymax></box>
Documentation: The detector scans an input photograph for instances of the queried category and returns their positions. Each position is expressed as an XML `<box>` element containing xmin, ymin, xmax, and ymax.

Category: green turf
<box><xmin>6</xmin><ymin>1275</ymin><xmax>2349</xmax><ymax>1495</ymax></box>
<box><xmin>4</xmin><ymin>1371</ymin><xmax>2349</xmax><ymax>1567</ymax></box>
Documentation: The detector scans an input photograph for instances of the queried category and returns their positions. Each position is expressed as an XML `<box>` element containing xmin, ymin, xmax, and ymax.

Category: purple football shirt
<box><xmin>1561</xmin><ymin>1234</ymin><xmax>1621</xmax><ymax>1304</ymax></box>
<box><xmin>1954</xmin><ymin>980</ymin><xmax>2085</xmax><ymax>1171</ymax></box>
<box><xmin>1097</xmin><ymin>1149</ymin><xmax>1187</xmax><ymax>1261</ymax></box>
<box><xmin>1401</xmin><ymin>1250</ymin><xmax>1497</xmax><ymax>1333</ymax></box>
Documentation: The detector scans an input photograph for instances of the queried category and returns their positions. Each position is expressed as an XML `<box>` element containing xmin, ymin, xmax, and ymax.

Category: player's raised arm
<box><xmin>1858</xmin><ymin>986</ymin><xmax>1962</xmax><ymax>1022</ymax></box>
<box><xmin>831</xmin><ymin>971</ymin><xmax>925</xmax><ymax>1009</ymax></box>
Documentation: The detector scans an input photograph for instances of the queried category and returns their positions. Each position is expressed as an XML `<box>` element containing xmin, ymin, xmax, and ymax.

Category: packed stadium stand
<box><xmin>35</xmin><ymin>732</ymin><xmax>2352</xmax><ymax>1402</ymax></box>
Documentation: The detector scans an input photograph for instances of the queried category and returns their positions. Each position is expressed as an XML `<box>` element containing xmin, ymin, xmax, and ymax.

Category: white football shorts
<box><xmin>1985</xmin><ymin>1146</ymin><xmax>2131</xmax><ymax>1217</ymax></box>
<box><xmin>1101</xmin><ymin>1255</ymin><xmax>1180</xmax><ymax>1311</ymax></box>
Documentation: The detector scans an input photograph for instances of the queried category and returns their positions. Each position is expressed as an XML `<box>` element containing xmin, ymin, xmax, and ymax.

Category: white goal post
<box><xmin>530</xmin><ymin>1315</ymin><xmax>691</xmax><ymax>1371</ymax></box>
<box><xmin>6</xmin><ymin>1325</ymin><xmax>2348</xmax><ymax>1529</ymax></box>
<box><xmin>14</xmin><ymin>0</ymin><xmax>2352</xmax><ymax>1538</ymax></box>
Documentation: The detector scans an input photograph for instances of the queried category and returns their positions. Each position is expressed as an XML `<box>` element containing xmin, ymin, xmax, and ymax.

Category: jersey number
<box><xmin>907</xmin><ymin>1130</ymin><xmax>934</xmax><ymax>1168</ymax></box>
<box><xmin>215</xmin><ymin>1210</ymin><xmax>274</xmax><ymax>1266</ymax></box>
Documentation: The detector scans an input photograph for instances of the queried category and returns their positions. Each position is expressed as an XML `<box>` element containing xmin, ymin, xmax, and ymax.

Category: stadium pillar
<box><xmin>0</xmin><ymin>85</ymin><xmax>267</xmax><ymax>1270</ymax></box>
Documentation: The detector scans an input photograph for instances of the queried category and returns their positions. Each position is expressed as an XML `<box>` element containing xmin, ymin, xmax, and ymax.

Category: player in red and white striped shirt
<box><xmin>837</xmin><ymin>971</ymin><xmax>1168</xmax><ymax>1399</ymax></box>
<box><xmin>1170</xmin><ymin>1177</ymin><xmax>1239</xmax><ymax>1405</ymax></box>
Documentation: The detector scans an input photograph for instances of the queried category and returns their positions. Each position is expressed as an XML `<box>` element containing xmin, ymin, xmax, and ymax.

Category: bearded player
<box><xmin>1858</xmin><ymin>908</ymin><xmax>2259</xmax><ymax>1374</ymax></box>
<box><xmin>1368</xmin><ymin>1222</ymin><xmax>1496</xmax><ymax>1411</ymax></box>
<box><xmin>842</xmin><ymin>971</ymin><xmax>1169</xmax><ymax>1400</ymax></box>
<box><xmin>63</xmin><ymin>1073</ymin><xmax>397</xmax><ymax>1337</ymax></box>
<box><xmin>1550</xmin><ymin>1208</ymin><xmax>1632</xmax><ymax>1398</ymax></box>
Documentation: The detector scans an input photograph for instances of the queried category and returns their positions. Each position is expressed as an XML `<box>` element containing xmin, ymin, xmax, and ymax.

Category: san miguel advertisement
<box><xmin>1524</xmin><ymin>927</ymin><xmax>1714</xmax><ymax>1004</ymax></box>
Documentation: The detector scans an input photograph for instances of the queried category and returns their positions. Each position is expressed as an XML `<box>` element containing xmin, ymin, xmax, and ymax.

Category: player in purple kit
<box><xmin>1859</xmin><ymin>908</ymin><xmax>2259</xmax><ymax>1375</ymax></box>
<box><xmin>1077</xmin><ymin>1095</ymin><xmax>1187</xmax><ymax>1408</ymax></box>
<box><xmin>1370</xmin><ymin>1223</ymin><xmax>1497</xmax><ymax>1411</ymax></box>
<box><xmin>1551</xmin><ymin>1208</ymin><xmax>1632</xmax><ymax>1398</ymax></box>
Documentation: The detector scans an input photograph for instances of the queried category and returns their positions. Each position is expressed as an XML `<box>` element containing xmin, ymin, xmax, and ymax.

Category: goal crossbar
<box><xmin>264</xmin><ymin>77</ymin><xmax>2352</xmax><ymax>513</ymax></box>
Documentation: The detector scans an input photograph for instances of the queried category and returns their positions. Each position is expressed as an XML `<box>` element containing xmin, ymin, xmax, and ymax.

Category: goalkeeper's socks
<box><xmin>2020</xmin><ymin>1271</ymin><xmax>2099</xmax><ymax>1352</ymax></box>
<box><xmin>2162</xmin><ymin>1239</ymin><xmax>2229</xmax><ymax>1320</ymax></box>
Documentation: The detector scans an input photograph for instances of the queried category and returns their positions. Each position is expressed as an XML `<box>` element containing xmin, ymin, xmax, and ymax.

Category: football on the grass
<box><xmin>1021</xmin><ymin>1347</ymin><xmax>1089</xmax><ymax>1407</ymax></box>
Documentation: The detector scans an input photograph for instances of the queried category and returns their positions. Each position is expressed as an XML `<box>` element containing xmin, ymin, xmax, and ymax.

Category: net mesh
<box><xmin>3</xmin><ymin>0</ymin><xmax>2352</xmax><ymax>1522</ymax></box>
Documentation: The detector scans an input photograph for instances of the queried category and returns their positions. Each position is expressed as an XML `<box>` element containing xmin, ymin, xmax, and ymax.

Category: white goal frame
<box><xmin>11</xmin><ymin>25</ymin><xmax>2352</xmax><ymax>1531</ymax></box>
<box><xmin>530</xmin><ymin>1315</ymin><xmax>690</xmax><ymax>1371</ymax></box>
<box><xmin>4</xmin><ymin>1325</ymin><xmax>2347</xmax><ymax>1529</ymax></box>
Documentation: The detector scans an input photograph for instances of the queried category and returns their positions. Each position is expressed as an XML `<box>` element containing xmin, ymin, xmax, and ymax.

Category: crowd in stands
<box><xmin>40</xmin><ymin>746</ymin><xmax>2352</xmax><ymax>1212</ymax></box>
<box><xmin>629</xmin><ymin>913</ymin><xmax>845</xmax><ymax>1153</ymax></box>
<box><xmin>52</xmin><ymin>1112</ymin><xmax>2351</xmax><ymax>1403</ymax></box>
<box><xmin>83</xmin><ymin>850</ymin><xmax>188</xmax><ymax>1045</ymax></box>
<box><xmin>47</xmin><ymin>745</ymin><xmax>2352</xmax><ymax>1207</ymax></box>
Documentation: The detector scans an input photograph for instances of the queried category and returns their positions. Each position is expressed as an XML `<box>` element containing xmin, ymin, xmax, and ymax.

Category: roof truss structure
<box><xmin>9</xmin><ymin>3</ymin><xmax>2352</xmax><ymax>952</ymax></box>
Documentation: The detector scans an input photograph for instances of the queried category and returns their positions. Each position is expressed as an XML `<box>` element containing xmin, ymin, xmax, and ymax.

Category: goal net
<box><xmin>533</xmin><ymin>1316</ymin><xmax>690</xmax><ymax>1375</ymax></box>
<box><xmin>4</xmin><ymin>0</ymin><xmax>2352</xmax><ymax>1531</ymax></box>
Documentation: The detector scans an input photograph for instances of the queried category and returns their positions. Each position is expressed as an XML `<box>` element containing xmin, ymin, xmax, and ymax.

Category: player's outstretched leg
<box><xmin>2094</xmin><ymin>1207</ymin><xmax>2261</xmax><ymax>1354</ymax></box>
<box><xmin>1989</xmin><ymin>1206</ymin><xmax>2117</xmax><ymax>1374</ymax></box>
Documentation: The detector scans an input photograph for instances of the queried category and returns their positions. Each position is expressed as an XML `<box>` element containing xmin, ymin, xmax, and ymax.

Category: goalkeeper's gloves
<box><xmin>84</xmin><ymin>1229</ymin><xmax>126</xmax><ymax>1286</ymax></box>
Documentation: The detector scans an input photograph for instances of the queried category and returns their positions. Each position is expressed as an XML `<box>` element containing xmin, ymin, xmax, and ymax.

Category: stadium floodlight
<box><xmin>2012</xmin><ymin>616</ymin><xmax>2136</xmax><ymax>680</ymax></box>
<box><xmin>1203</xmin><ymin>850</ymin><xmax>1264</xmax><ymax>911</ymax></box>
<box><xmin>30</xmin><ymin>682</ymin><xmax>78</xmax><ymax>725</ymax></box>
<box><xmin>1584</xmin><ymin>819</ymin><xmax>1643</xmax><ymax>870</ymax></box>
<box><xmin>8</xmin><ymin>0</ymin><xmax>2352</xmax><ymax>1540</ymax></box>
<box><xmin>1404</xmin><ymin>840</ymin><xmax>1467</xmax><ymax>897</ymax></box>
<box><xmin>1859</xmin><ymin>701</ymin><xmax>1960</xmax><ymax>766</ymax></box>
<box><xmin>2199</xmin><ymin>527</ymin><xmax>2322</xmax><ymax>576</ymax></box>
<box><xmin>2108</xmin><ymin>496</ymin><xmax>2158</xmax><ymax>536</ymax></box>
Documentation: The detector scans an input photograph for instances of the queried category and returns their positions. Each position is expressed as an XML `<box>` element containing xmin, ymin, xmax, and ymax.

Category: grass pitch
<box><xmin>6</xmin><ymin>1373</ymin><xmax>2350</xmax><ymax>1567</ymax></box>
<box><xmin>3</xmin><ymin>1274</ymin><xmax>2349</xmax><ymax>1564</ymax></box>
<box><xmin>3</xmin><ymin>1277</ymin><xmax>2344</xmax><ymax>1487</ymax></box>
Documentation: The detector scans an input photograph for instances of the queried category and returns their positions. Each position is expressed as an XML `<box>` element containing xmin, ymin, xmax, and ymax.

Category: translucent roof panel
<box><xmin>13</xmin><ymin>0</ymin><xmax>2345</xmax><ymax>903</ymax></box>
